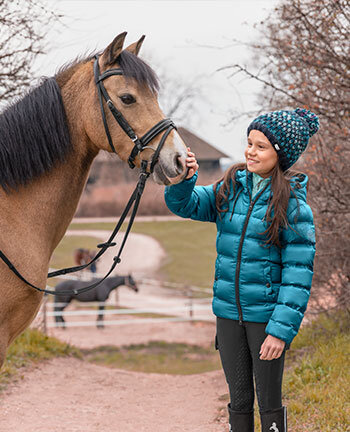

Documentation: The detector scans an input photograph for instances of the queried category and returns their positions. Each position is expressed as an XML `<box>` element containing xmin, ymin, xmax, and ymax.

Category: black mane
<box><xmin>0</xmin><ymin>78</ymin><xmax>72</xmax><ymax>192</ymax></box>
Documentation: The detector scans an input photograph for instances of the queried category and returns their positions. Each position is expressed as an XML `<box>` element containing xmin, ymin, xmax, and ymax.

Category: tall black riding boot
<box><xmin>227</xmin><ymin>404</ymin><xmax>254</xmax><ymax>432</ymax></box>
<box><xmin>260</xmin><ymin>406</ymin><xmax>287</xmax><ymax>432</ymax></box>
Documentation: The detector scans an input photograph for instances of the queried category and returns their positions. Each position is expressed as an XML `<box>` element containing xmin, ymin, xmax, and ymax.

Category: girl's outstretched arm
<box><xmin>164</xmin><ymin>148</ymin><xmax>217</xmax><ymax>222</ymax></box>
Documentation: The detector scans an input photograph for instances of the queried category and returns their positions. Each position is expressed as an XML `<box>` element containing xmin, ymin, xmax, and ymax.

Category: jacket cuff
<box><xmin>265</xmin><ymin>318</ymin><xmax>297</xmax><ymax>345</ymax></box>
<box><xmin>164</xmin><ymin>171</ymin><xmax>198</xmax><ymax>198</ymax></box>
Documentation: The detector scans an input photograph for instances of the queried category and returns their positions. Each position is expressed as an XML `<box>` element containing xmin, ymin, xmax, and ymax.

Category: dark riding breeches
<box><xmin>216</xmin><ymin>317</ymin><xmax>288</xmax><ymax>413</ymax></box>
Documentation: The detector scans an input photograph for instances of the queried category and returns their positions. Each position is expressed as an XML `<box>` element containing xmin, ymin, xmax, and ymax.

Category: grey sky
<box><xmin>36</xmin><ymin>0</ymin><xmax>279</xmax><ymax>160</ymax></box>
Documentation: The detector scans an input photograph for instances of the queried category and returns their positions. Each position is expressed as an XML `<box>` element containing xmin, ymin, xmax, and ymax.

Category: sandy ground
<box><xmin>0</xmin><ymin>227</ymin><xmax>230</xmax><ymax>432</ymax></box>
<box><xmin>0</xmin><ymin>359</ymin><xmax>227</xmax><ymax>432</ymax></box>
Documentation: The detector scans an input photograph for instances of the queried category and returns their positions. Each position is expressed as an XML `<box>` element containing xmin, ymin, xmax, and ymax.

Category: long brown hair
<box><xmin>213</xmin><ymin>162</ymin><xmax>302</xmax><ymax>247</ymax></box>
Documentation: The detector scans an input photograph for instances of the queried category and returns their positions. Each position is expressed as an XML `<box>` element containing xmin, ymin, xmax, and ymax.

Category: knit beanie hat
<box><xmin>247</xmin><ymin>108</ymin><xmax>319</xmax><ymax>171</ymax></box>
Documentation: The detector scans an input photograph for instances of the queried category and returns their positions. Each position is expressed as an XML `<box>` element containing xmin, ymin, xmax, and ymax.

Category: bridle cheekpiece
<box><xmin>93</xmin><ymin>55</ymin><xmax>176</xmax><ymax>171</ymax></box>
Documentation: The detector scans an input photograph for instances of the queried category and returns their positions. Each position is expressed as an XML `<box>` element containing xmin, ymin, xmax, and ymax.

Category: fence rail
<box><xmin>34</xmin><ymin>272</ymin><xmax>214</xmax><ymax>332</ymax></box>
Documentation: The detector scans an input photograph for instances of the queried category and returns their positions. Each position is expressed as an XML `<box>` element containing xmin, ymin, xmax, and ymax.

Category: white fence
<box><xmin>34</xmin><ymin>274</ymin><xmax>213</xmax><ymax>333</ymax></box>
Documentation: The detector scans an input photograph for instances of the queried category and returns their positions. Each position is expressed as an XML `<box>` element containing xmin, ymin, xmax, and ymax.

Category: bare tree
<box><xmin>223</xmin><ymin>0</ymin><xmax>350</xmax><ymax>311</ymax></box>
<box><xmin>143</xmin><ymin>53</ymin><xmax>207</xmax><ymax>128</ymax></box>
<box><xmin>158</xmin><ymin>70</ymin><xmax>206</xmax><ymax>127</ymax></box>
<box><xmin>0</xmin><ymin>0</ymin><xmax>61</xmax><ymax>103</ymax></box>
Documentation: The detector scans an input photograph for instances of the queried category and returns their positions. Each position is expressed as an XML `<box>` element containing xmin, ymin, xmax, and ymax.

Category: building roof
<box><xmin>177</xmin><ymin>127</ymin><xmax>228</xmax><ymax>161</ymax></box>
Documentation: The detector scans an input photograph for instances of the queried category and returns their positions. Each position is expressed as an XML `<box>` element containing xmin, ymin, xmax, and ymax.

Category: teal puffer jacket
<box><xmin>164</xmin><ymin>169</ymin><xmax>316</xmax><ymax>344</ymax></box>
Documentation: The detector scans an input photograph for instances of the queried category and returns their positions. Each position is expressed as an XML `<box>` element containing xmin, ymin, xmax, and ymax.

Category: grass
<box><xmin>1</xmin><ymin>329</ymin><xmax>80</xmax><ymax>392</ymax></box>
<box><xmin>82</xmin><ymin>340</ymin><xmax>221</xmax><ymax>375</ymax></box>
<box><xmin>280</xmin><ymin>311</ymin><xmax>350</xmax><ymax>431</ymax></box>
<box><xmin>68</xmin><ymin>221</ymin><xmax>217</xmax><ymax>289</ymax></box>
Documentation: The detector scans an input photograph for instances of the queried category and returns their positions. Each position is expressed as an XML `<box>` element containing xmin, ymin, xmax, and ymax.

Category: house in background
<box><xmin>88</xmin><ymin>126</ymin><xmax>229</xmax><ymax>185</ymax></box>
<box><xmin>177</xmin><ymin>127</ymin><xmax>228</xmax><ymax>172</ymax></box>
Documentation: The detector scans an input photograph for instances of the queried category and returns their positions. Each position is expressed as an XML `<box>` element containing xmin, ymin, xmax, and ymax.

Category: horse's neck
<box><xmin>110</xmin><ymin>277</ymin><xmax>124</xmax><ymax>292</ymax></box>
<box><xmin>0</xmin><ymin>147</ymin><xmax>96</xmax><ymax>269</ymax></box>
<box><xmin>0</xmin><ymin>77</ymin><xmax>98</xmax><ymax>277</ymax></box>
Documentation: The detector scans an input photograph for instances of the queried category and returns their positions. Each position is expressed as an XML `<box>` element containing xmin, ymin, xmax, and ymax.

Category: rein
<box><xmin>0</xmin><ymin>55</ymin><xmax>177</xmax><ymax>296</ymax></box>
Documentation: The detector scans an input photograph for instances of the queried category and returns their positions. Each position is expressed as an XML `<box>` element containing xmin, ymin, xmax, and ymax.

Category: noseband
<box><xmin>94</xmin><ymin>55</ymin><xmax>176</xmax><ymax>171</ymax></box>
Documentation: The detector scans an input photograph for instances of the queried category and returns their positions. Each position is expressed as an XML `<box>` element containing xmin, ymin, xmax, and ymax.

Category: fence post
<box><xmin>115</xmin><ymin>289</ymin><xmax>119</xmax><ymax>307</ymax></box>
<box><xmin>187</xmin><ymin>288</ymin><xmax>193</xmax><ymax>322</ymax></box>
<box><xmin>42</xmin><ymin>294</ymin><xmax>48</xmax><ymax>335</ymax></box>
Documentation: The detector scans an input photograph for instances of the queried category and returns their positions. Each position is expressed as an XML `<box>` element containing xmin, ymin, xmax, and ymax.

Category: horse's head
<box><xmin>125</xmin><ymin>274</ymin><xmax>139</xmax><ymax>292</ymax></box>
<box><xmin>85</xmin><ymin>32</ymin><xmax>188</xmax><ymax>186</ymax></box>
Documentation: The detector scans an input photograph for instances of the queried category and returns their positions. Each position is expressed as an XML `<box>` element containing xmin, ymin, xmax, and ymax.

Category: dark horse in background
<box><xmin>0</xmin><ymin>32</ymin><xmax>188</xmax><ymax>368</ymax></box>
<box><xmin>54</xmin><ymin>275</ymin><xmax>138</xmax><ymax>328</ymax></box>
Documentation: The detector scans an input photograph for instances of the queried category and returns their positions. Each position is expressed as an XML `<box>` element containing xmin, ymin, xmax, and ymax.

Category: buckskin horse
<box><xmin>0</xmin><ymin>32</ymin><xmax>188</xmax><ymax>368</ymax></box>
<box><xmin>54</xmin><ymin>275</ymin><xmax>138</xmax><ymax>329</ymax></box>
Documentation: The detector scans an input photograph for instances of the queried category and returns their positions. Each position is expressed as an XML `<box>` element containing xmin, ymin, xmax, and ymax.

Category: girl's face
<box><xmin>245</xmin><ymin>130</ymin><xmax>278</xmax><ymax>178</ymax></box>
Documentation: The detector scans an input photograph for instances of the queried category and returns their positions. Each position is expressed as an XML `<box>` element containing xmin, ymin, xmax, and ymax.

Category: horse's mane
<box><xmin>0</xmin><ymin>78</ymin><xmax>72</xmax><ymax>192</ymax></box>
<box><xmin>0</xmin><ymin>50</ymin><xmax>159</xmax><ymax>192</ymax></box>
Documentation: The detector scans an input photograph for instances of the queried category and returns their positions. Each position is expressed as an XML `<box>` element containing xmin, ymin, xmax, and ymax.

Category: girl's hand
<box><xmin>259</xmin><ymin>335</ymin><xmax>285</xmax><ymax>361</ymax></box>
<box><xmin>185</xmin><ymin>147</ymin><xmax>199</xmax><ymax>179</ymax></box>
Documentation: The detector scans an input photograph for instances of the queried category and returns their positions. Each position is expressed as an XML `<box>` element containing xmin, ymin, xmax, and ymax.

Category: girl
<box><xmin>164</xmin><ymin>108</ymin><xmax>318</xmax><ymax>432</ymax></box>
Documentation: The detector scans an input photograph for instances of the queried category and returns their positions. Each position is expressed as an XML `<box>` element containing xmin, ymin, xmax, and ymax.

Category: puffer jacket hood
<box><xmin>164</xmin><ymin>169</ymin><xmax>315</xmax><ymax>345</ymax></box>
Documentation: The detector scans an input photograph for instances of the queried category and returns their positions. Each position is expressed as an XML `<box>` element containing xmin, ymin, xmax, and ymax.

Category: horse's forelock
<box><xmin>115</xmin><ymin>50</ymin><xmax>160</xmax><ymax>94</ymax></box>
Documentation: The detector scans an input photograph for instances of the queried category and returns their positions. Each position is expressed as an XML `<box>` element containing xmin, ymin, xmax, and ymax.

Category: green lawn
<box><xmin>82</xmin><ymin>340</ymin><xmax>221</xmax><ymax>375</ymax></box>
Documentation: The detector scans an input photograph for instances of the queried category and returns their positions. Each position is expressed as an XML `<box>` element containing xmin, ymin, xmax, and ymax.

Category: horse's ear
<box><xmin>101</xmin><ymin>32</ymin><xmax>127</xmax><ymax>66</ymax></box>
<box><xmin>125</xmin><ymin>35</ymin><xmax>145</xmax><ymax>56</ymax></box>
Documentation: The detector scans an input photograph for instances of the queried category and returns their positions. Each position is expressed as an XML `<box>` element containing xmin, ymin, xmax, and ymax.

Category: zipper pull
<box><xmin>239</xmin><ymin>318</ymin><xmax>243</xmax><ymax>326</ymax></box>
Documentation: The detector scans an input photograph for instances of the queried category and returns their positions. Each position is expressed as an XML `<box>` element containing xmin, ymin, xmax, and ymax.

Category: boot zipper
<box><xmin>234</xmin><ymin>183</ymin><xmax>270</xmax><ymax>325</ymax></box>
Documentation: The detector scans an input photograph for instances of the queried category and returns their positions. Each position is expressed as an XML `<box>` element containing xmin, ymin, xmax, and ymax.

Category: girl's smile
<box><xmin>245</xmin><ymin>130</ymin><xmax>278</xmax><ymax>177</ymax></box>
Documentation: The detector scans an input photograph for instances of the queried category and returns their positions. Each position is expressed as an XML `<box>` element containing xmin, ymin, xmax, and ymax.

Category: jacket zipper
<box><xmin>234</xmin><ymin>183</ymin><xmax>270</xmax><ymax>325</ymax></box>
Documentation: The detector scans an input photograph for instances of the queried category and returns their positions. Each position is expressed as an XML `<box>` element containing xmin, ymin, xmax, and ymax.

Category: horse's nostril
<box><xmin>174</xmin><ymin>153</ymin><xmax>185</xmax><ymax>175</ymax></box>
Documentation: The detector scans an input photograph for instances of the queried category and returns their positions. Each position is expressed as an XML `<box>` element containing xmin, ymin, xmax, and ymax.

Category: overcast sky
<box><xmin>36</xmin><ymin>0</ymin><xmax>279</xmax><ymax>160</ymax></box>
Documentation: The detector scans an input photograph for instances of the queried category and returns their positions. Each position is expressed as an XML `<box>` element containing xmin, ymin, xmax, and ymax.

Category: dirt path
<box><xmin>0</xmin><ymin>358</ymin><xmax>228</xmax><ymax>432</ymax></box>
<box><xmin>0</xmin><ymin>226</ymin><xmax>229</xmax><ymax>432</ymax></box>
<box><xmin>65</xmin><ymin>229</ymin><xmax>166</xmax><ymax>277</ymax></box>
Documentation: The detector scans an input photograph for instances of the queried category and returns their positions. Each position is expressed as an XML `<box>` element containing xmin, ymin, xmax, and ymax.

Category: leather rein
<box><xmin>0</xmin><ymin>55</ymin><xmax>177</xmax><ymax>296</ymax></box>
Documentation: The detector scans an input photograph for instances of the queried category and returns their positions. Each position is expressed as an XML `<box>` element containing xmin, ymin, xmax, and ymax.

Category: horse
<box><xmin>0</xmin><ymin>32</ymin><xmax>188</xmax><ymax>368</ymax></box>
<box><xmin>73</xmin><ymin>248</ymin><xmax>91</xmax><ymax>267</ymax></box>
<box><xmin>54</xmin><ymin>275</ymin><xmax>138</xmax><ymax>328</ymax></box>
<box><xmin>74</xmin><ymin>248</ymin><xmax>97</xmax><ymax>274</ymax></box>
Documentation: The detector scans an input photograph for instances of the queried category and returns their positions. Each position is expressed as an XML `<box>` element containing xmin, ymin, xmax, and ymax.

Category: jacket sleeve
<box><xmin>164</xmin><ymin>172</ymin><xmax>217</xmax><ymax>222</ymax></box>
<box><xmin>265</xmin><ymin>202</ymin><xmax>316</xmax><ymax>344</ymax></box>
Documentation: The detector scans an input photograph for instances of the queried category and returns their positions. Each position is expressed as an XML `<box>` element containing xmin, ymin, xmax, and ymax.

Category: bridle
<box><xmin>0</xmin><ymin>55</ymin><xmax>177</xmax><ymax>296</ymax></box>
<box><xmin>93</xmin><ymin>55</ymin><xmax>176</xmax><ymax>171</ymax></box>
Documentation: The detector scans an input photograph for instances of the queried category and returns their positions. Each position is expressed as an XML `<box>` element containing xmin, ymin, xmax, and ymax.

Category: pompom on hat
<box><xmin>247</xmin><ymin>108</ymin><xmax>320</xmax><ymax>171</ymax></box>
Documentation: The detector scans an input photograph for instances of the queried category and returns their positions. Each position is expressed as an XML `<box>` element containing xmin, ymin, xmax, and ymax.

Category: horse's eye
<box><xmin>119</xmin><ymin>94</ymin><xmax>136</xmax><ymax>105</ymax></box>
